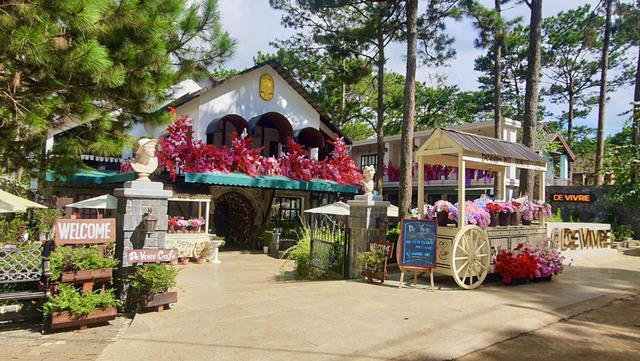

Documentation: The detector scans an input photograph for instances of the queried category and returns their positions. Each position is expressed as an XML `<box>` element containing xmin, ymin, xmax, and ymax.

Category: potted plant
<box><xmin>494</xmin><ymin>245</ymin><xmax>538</xmax><ymax>285</ymax></box>
<box><xmin>258</xmin><ymin>230</ymin><xmax>271</xmax><ymax>254</ymax></box>
<box><xmin>128</xmin><ymin>264</ymin><xmax>180</xmax><ymax>312</ymax></box>
<box><xmin>43</xmin><ymin>283</ymin><xmax>121</xmax><ymax>330</ymax></box>
<box><xmin>358</xmin><ymin>248</ymin><xmax>386</xmax><ymax>283</ymax></box>
<box><xmin>448</xmin><ymin>201</ymin><xmax>491</xmax><ymax>229</ymax></box>
<box><xmin>520</xmin><ymin>241</ymin><xmax>565</xmax><ymax>281</ymax></box>
<box><xmin>498</xmin><ymin>201</ymin><xmax>517</xmax><ymax>226</ymax></box>
<box><xmin>50</xmin><ymin>245</ymin><xmax>118</xmax><ymax>283</ymax></box>
<box><xmin>485</xmin><ymin>202</ymin><xmax>502</xmax><ymax>227</ymax></box>
<box><xmin>196</xmin><ymin>242</ymin><xmax>211</xmax><ymax>264</ymax></box>
<box><xmin>428</xmin><ymin>200</ymin><xmax>453</xmax><ymax>226</ymax></box>
<box><xmin>167</xmin><ymin>217</ymin><xmax>178</xmax><ymax>233</ymax></box>
<box><xmin>612</xmin><ymin>225</ymin><xmax>634</xmax><ymax>248</ymax></box>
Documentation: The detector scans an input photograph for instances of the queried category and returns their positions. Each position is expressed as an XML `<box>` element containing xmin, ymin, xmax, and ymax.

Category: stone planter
<box><xmin>50</xmin><ymin>307</ymin><xmax>117</xmax><ymax>330</ymax></box>
<box><xmin>139</xmin><ymin>291</ymin><xmax>178</xmax><ymax>312</ymax></box>
<box><xmin>61</xmin><ymin>268</ymin><xmax>112</xmax><ymax>283</ymax></box>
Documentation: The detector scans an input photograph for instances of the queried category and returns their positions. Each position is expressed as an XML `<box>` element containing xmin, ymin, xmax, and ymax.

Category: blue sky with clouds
<box><xmin>218</xmin><ymin>0</ymin><xmax>634</xmax><ymax>136</ymax></box>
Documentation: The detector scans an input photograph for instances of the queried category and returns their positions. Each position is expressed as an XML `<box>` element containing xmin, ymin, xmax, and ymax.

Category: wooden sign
<box><xmin>54</xmin><ymin>219</ymin><xmax>116</xmax><ymax>245</ymax></box>
<box><xmin>398</xmin><ymin>219</ymin><xmax>438</xmax><ymax>270</ymax></box>
<box><xmin>127</xmin><ymin>249</ymin><xmax>178</xmax><ymax>264</ymax></box>
<box><xmin>551</xmin><ymin>193</ymin><xmax>595</xmax><ymax>203</ymax></box>
<box><xmin>369</xmin><ymin>241</ymin><xmax>394</xmax><ymax>259</ymax></box>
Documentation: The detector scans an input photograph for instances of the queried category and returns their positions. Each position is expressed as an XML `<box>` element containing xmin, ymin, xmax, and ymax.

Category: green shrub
<box><xmin>547</xmin><ymin>208</ymin><xmax>563</xmax><ymax>222</ymax></box>
<box><xmin>42</xmin><ymin>283</ymin><xmax>121</xmax><ymax>317</ymax></box>
<box><xmin>357</xmin><ymin>249</ymin><xmax>386</xmax><ymax>273</ymax></box>
<box><xmin>127</xmin><ymin>264</ymin><xmax>179</xmax><ymax>295</ymax></box>
<box><xmin>280</xmin><ymin>226</ymin><xmax>322</xmax><ymax>280</ymax></box>
<box><xmin>612</xmin><ymin>224</ymin><xmax>634</xmax><ymax>242</ymax></box>
<box><xmin>50</xmin><ymin>245</ymin><xmax>118</xmax><ymax>280</ymax></box>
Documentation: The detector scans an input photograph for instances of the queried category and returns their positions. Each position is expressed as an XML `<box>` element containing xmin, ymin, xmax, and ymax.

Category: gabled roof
<box><xmin>170</xmin><ymin>60</ymin><xmax>351</xmax><ymax>144</ymax></box>
<box><xmin>546</xmin><ymin>133</ymin><xmax>577</xmax><ymax>161</ymax></box>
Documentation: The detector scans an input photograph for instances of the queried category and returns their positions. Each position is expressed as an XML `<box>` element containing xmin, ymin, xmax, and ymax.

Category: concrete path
<box><xmin>97</xmin><ymin>248</ymin><xmax>640</xmax><ymax>361</ymax></box>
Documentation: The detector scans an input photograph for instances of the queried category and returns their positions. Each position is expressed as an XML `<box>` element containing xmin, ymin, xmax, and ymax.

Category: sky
<box><xmin>217</xmin><ymin>0</ymin><xmax>634</xmax><ymax>137</ymax></box>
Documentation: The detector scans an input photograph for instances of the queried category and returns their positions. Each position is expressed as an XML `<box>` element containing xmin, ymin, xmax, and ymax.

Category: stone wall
<box><xmin>546</xmin><ymin>185</ymin><xmax>639</xmax><ymax>237</ymax></box>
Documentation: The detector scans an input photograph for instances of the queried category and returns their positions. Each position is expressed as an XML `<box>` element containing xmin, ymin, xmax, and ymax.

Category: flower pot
<box><xmin>531</xmin><ymin>275</ymin><xmax>552</xmax><ymax>282</ymax></box>
<box><xmin>503</xmin><ymin>277</ymin><xmax>528</xmax><ymax>286</ymax></box>
<box><xmin>361</xmin><ymin>269</ymin><xmax>386</xmax><ymax>284</ymax></box>
<box><xmin>436</xmin><ymin>211</ymin><xmax>449</xmax><ymax>227</ymax></box>
<box><xmin>196</xmin><ymin>257</ymin><xmax>206</xmax><ymax>264</ymax></box>
<box><xmin>489</xmin><ymin>211</ymin><xmax>499</xmax><ymax>227</ymax></box>
<box><xmin>521</xmin><ymin>219</ymin><xmax>532</xmax><ymax>226</ymax></box>
<box><xmin>263</xmin><ymin>246</ymin><xmax>269</xmax><ymax>254</ymax></box>
<box><xmin>61</xmin><ymin>268</ymin><xmax>112</xmax><ymax>283</ymax></box>
<box><xmin>169</xmin><ymin>259</ymin><xmax>178</xmax><ymax>266</ymax></box>
<box><xmin>168</xmin><ymin>226</ymin><xmax>175</xmax><ymax>233</ymax></box>
<box><xmin>498</xmin><ymin>212</ymin><xmax>510</xmax><ymax>227</ymax></box>
<box><xmin>50</xmin><ymin>307</ymin><xmax>117</xmax><ymax>330</ymax></box>
<box><xmin>180</xmin><ymin>257</ymin><xmax>190</xmax><ymax>265</ymax></box>
<box><xmin>510</xmin><ymin>211</ymin><xmax>521</xmax><ymax>226</ymax></box>
<box><xmin>139</xmin><ymin>291</ymin><xmax>178</xmax><ymax>312</ymax></box>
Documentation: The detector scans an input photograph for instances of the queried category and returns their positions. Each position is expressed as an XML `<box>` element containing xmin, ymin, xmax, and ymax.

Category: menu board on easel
<box><xmin>398</xmin><ymin>219</ymin><xmax>438</xmax><ymax>269</ymax></box>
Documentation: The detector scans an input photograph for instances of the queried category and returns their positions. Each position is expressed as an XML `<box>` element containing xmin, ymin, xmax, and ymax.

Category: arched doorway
<box><xmin>213</xmin><ymin>192</ymin><xmax>256</xmax><ymax>249</ymax></box>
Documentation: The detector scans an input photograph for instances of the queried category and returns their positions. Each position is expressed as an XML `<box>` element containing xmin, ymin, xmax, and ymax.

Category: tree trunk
<box><xmin>567</xmin><ymin>90</ymin><xmax>574</xmax><ymax>182</ymax></box>
<box><xmin>493</xmin><ymin>0</ymin><xmax>504</xmax><ymax>199</ymax></box>
<box><xmin>632</xmin><ymin>45</ymin><xmax>640</xmax><ymax>186</ymax></box>
<box><xmin>399</xmin><ymin>0</ymin><xmax>418</xmax><ymax>219</ymax></box>
<box><xmin>521</xmin><ymin>0</ymin><xmax>543</xmax><ymax>197</ymax></box>
<box><xmin>595</xmin><ymin>0</ymin><xmax>612</xmax><ymax>186</ymax></box>
<box><xmin>375</xmin><ymin>6</ymin><xmax>385</xmax><ymax>196</ymax></box>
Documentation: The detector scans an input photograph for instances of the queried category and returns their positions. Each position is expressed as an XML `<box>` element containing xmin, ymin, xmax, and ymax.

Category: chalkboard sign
<box><xmin>397</xmin><ymin>219</ymin><xmax>437</xmax><ymax>269</ymax></box>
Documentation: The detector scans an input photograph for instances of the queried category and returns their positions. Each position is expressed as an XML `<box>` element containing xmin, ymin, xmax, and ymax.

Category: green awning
<box><xmin>46</xmin><ymin>170</ymin><xmax>136</xmax><ymax>184</ymax></box>
<box><xmin>185</xmin><ymin>172</ymin><xmax>358</xmax><ymax>194</ymax></box>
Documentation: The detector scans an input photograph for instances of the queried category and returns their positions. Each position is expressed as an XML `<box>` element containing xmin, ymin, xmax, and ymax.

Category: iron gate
<box><xmin>310</xmin><ymin>224</ymin><xmax>350</xmax><ymax>279</ymax></box>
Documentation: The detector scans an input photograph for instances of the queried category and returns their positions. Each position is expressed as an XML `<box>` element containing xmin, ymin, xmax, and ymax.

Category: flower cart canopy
<box><xmin>185</xmin><ymin>173</ymin><xmax>358</xmax><ymax>194</ymax></box>
<box><xmin>415</xmin><ymin>128</ymin><xmax>547</xmax><ymax>172</ymax></box>
<box><xmin>46</xmin><ymin>170</ymin><xmax>136</xmax><ymax>185</ymax></box>
<box><xmin>66</xmin><ymin>194</ymin><xmax>118</xmax><ymax>210</ymax></box>
<box><xmin>0</xmin><ymin>190</ymin><xmax>47</xmax><ymax>213</ymax></box>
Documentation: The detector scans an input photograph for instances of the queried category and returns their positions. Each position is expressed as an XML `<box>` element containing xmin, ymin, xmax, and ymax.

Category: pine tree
<box><xmin>0</xmin><ymin>0</ymin><xmax>236</xmax><ymax>181</ymax></box>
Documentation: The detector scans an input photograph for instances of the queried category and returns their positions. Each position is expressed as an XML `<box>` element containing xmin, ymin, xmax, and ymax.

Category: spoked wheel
<box><xmin>451</xmin><ymin>225</ymin><xmax>490</xmax><ymax>289</ymax></box>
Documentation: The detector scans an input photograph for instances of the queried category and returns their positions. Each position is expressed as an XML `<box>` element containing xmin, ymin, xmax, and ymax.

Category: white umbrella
<box><xmin>66</xmin><ymin>194</ymin><xmax>118</xmax><ymax>210</ymax></box>
<box><xmin>0</xmin><ymin>190</ymin><xmax>47</xmax><ymax>213</ymax></box>
<box><xmin>304</xmin><ymin>201</ymin><xmax>399</xmax><ymax>218</ymax></box>
<box><xmin>304</xmin><ymin>201</ymin><xmax>350</xmax><ymax>216</ymax></box>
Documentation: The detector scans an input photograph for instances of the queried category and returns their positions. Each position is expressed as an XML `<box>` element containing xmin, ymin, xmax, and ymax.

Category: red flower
<box><xmin>168</xmin><ymin>106</ymin><xmax>177</xmax><ymax>115</ymax></box>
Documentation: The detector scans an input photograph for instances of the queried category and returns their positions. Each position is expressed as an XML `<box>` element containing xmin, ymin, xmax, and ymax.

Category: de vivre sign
<box><xmin>54</xmin><ymin>219</ymin><xmax>116</xmax><ymax>244</ymax></box>
<box><xmin>127</xmin><ymin>249</ymin><xmax>178</xmax><ymax>264</ymax></box>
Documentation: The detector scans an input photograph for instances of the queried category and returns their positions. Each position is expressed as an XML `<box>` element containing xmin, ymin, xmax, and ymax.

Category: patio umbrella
<box><xmin>387</xmin><ymin>204</ymin><xmax>399</xmax><ymax>218</ymax></box>
<box><xmin>304</xmin><ymin>201</ymin><xmax>350</xmax><ymax>216</ymax></box>
<box><xmin>0</xmin><ymin>189</ymin><xmax>47</xmax><ymax>213</ymax></box>
<box><xmin>66</xmin><ymin>194</ymin><xmax>118</xmax><ymax>210</ymax></box>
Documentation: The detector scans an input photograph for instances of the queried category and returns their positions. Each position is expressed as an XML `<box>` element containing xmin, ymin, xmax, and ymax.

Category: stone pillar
<box><xmin>269</xmin><ymin>231</ymin><xmax>280</xmax><ymax>257</ymax></box>
<box><xmin>347</xmin><ymin>195</ymin><xmax>390</xmax><ymax>279</ymax></box>
<box><xmin>113</xmin><ymin>181</ymin><xmax>173</xmax><ymax>307</ymax></box>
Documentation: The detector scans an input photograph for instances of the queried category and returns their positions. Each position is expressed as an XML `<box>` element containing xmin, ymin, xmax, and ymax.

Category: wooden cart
<box><xmin>413</xmin><ymin>128</ymin><xmax>549</xmax><ymax>289</ymax></box>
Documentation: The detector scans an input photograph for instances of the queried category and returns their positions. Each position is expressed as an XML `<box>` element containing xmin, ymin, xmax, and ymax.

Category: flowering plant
<box><xmin>176</xmin><ymin>218</ymin><xmax>189</xmax><ymax>228</ymax></box>
<box><xmin>498</xmin><ymin>201</ymin><xmax>517</xmax><ymax>214</ymax></box>
<box><xmin>494</xmin><ymin>246</ymin><xmax>539</xmax><ymax>284</ymax></box>
<box><xmin>485</xmin><ymin>202</ymin><xmax>502</xmax><ymax>213</ymax></box>
<box><xmin>536</xmin><ymin>200</ymin><xmax>552</xmax><ymax>219</ymax></box>
<box><xmin>427</xmin><ymin>200</ymin><xmax>453</xmax><ymax>218</ymax></box>
<box><xmin>167</xmin><ymin>218</ymin><xmax>178</xmax><ymax>228</ymax></box>
<box><xmin>519</xmin><ymin>241</ymin><xmax>565</xmax><ymax>277</ymax></box>
<box><xmin>187</xmin><ymin>217</ymin><xmax>205</xmax><ymax>228</ymax></box>
<box><xmin>448</xmin><ymin>201</ymin><xmax>491</xmax><ymax>229</ymax></box>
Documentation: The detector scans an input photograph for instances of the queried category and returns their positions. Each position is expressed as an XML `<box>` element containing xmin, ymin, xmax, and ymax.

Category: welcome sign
<box><xmin>54</xmin><ymin>219</ymin><xmax>116</xmax><ymax>244</ymax></box>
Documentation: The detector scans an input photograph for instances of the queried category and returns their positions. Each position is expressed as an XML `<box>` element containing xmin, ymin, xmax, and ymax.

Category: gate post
<box><xmin>347</xmin><ymin>195</ymin><xmax>390</xmax><ymax>279</ymax></box>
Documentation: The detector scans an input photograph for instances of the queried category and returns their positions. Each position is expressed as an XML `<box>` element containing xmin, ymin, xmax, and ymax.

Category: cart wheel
<box><xmin>451</xmin><ymin>225</ymin><xmax>490</xmax><ymax>290</ymax></box>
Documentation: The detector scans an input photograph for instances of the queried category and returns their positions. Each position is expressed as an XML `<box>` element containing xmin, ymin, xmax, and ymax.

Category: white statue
<box><xmin>131</xmin><ymin>138</ymin><xmax>158</xmax><ymax>182</ymax></box>
<box><xmin>362</xmin><ymin>165</ymin><xmax>375</xmax><ymax>195</ymax></box>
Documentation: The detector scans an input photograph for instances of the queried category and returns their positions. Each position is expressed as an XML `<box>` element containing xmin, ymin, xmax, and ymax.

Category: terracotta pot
<box><xmin>169</xmin><ymin>259</ymin><xmax>178</xmax><ymax>266</ymax></box>
<box><xmin>50</xmin><ymin>307</ymin><xmax>117</xmax><ymax>330</ymax></box>
<box><xmin>436</xmin><ymin>211</ymin><xmax>449</xmax><ymax>227</ymax></box>
<box><xmin>61</xmin><ymin>268</ymin><xmax>112</xmax><ymax>283</ymax></box>
<box><xmin>498</xmin><ymin>212</ymin><xmax>510</xmax><ymax>226</ymax></box>
<box><xmin>180</xmin><ymin>258</ymin><xmax>190</xmax><ymax>265</ymax></box>
<box><xmin>489</xmin><ymin>212</ymin><xmax>499</xmax><ymax>227</ymax></box>
<box><xmin>196</xmin><ymin>257</ymin><xmax>206</xmax><ymax>264</ymax></box>
<box><xmin>510</xmin><ymin>211</ymin><xmax>521</xmax><ymax>226</ymax></box>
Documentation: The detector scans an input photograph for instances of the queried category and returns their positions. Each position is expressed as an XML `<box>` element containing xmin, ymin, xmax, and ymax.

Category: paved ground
<box><xmin>1</xmin><ymin>247</ymin><xmax>639</xmax><ymax>361</ymax></box>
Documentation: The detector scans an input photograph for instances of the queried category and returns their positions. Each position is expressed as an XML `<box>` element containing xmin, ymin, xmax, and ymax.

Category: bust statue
<box><xmin>362</xmin><ymin>165</ymin><xmax>375</xmax><ymax>195</ymax></box>
<box><xmin>131</xmin><ymin>138</ymin><xmax>158</xmax><ymax>182</ymax></box>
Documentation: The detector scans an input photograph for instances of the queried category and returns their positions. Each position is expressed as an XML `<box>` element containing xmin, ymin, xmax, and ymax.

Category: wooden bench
<box><xmin>0</xmin><ymin>241</ymin><xmax>52</xmax><ymax>331</ymax></box>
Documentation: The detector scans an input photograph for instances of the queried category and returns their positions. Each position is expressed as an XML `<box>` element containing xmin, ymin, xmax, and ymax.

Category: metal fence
<box><xmin>309</xmin><ymin>221</ymin><xmax>349</xmax><ymax>279</ymax></box>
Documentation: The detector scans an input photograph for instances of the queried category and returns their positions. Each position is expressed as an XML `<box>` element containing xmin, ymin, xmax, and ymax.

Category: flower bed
<box><xmin>494</xmin><ymin>241</ymin><xmax>565</xmax><ymax>285</ymax></box>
